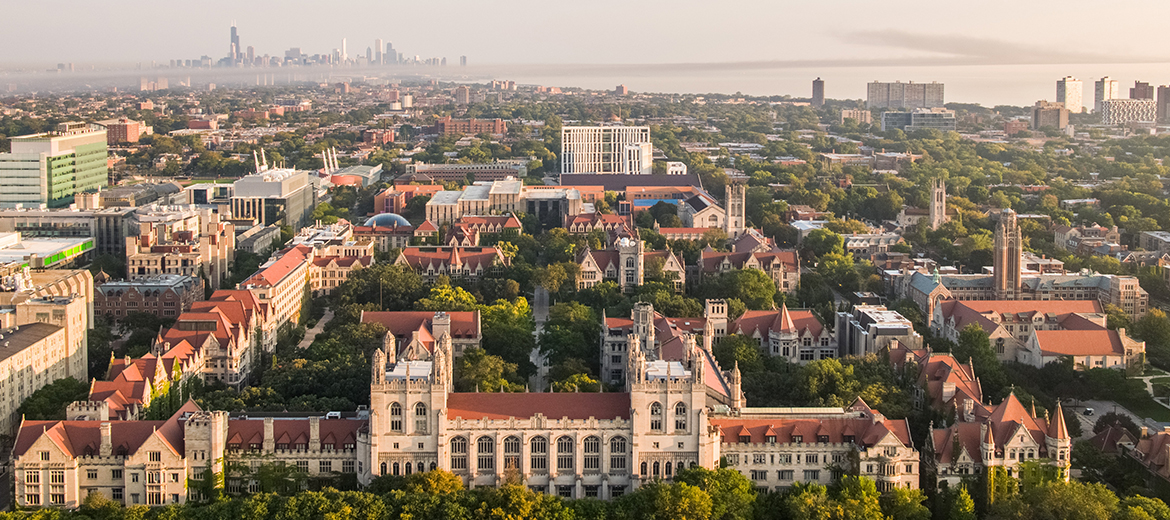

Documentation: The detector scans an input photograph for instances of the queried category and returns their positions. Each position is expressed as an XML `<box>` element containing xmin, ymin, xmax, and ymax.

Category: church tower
<box><xmin>929</xmin><ymin>178</ymin><xmax>946</xmax><ymax>230</ymax></box>
<box><xmin>724</xmin><ymin>183</ymin><xmax>746</xmax><ymax>239</ymax></box>
<box><xmin>616</xmin><ymin>237</ymin><xmax>645</xmax><ymax>292</ymax></box>
<box><xmin>994</xmin><ymin>209</ymin><xmax>1022</xmax><ymax>299</ymax></box>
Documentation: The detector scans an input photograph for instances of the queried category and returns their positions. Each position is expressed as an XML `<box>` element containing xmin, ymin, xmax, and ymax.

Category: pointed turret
<box><xmin>777</xmin><ymin>303</ymin><xmax>796</xmax><ymax>332</ymax></box>
<box><xmin>1048</xmin><ymin>402</ymin><xmax>1069</xmax><ymax>440</ymax></box>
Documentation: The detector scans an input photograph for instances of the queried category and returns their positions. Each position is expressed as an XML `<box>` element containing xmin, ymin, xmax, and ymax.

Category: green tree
<box><xmin>674</xmin><ymin>466</ymin><xmax>756</xmax><ymax>520</ymax></box>
<box><xmin>615</xmin><ymin>480</ymin><xmax>713</xmax><ymax>520</ymax></box>
<box><xmin>415</xmin><ymin>284</ymin><xmax>479</xmax><ymax>311</ymax></box>
<box><xmin>880</xmin><ymin>487</ymin><xmax>930</xmax><ymax>520</ymax></box>
<box><xmin>17</xmin><ymin>377</ymin><xmax>88</xmax><ymax>420</ymax></box>
<box><xmin>950</xmin><ymin>486</ymin><xmax>977</xmax><ymax>520</ymax></box>
<box><xmin>713</xmin><ymin>335</ymin><xmax>764</xmax><ymax>374</ymax></box>
<box><xmin>803</xmin><ymin>228</ymin><xmax>844</xmax><ymax>258</ymax></box>
<box><xmin>404</xmin><ymin>469</ymin><xmax>464</xmax><ymax>495</ymax></box>
<box><xmin>550</xmin><ymin>372</ymin><xmax>600</xmax><ymax>393</ymax></box>
<box><xmin>455</xmin><ymin>348</ymin><xmax>522</xmax><ymax>392</ymax></box>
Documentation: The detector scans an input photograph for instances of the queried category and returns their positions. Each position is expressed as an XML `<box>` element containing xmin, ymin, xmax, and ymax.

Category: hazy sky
<box><xmin>5</xmin><ymin>0</ymin><xmax>1170</xmax><ymax>66</ymax></box>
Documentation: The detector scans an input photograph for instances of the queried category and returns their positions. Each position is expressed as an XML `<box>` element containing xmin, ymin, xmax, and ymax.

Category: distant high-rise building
<box><xmin>1056</xmin><ymin>76</ymin><xmax>1082</xmax><ymax>113</ymax></box>
<box><xmin>1100</xmin><ymin>99</ymin><xmax>1157</xmax><ymax>125</ymax></box>
<box><xmin>1157</xmin><ymin>86</ymin><xmax>1170</xmax><ymax>123</ymax></box>
<box><xmin>880</xmin><ymin>108</ymin><xmax>956</xmax><ymax>132</ymax></box>
<box><xmin>460</xmin><ymin>55</ymin><xmax>467</xmax><ymax>67</ymax></box>
<box><xmin>866</xmin><ymin>81</ymin><xmax>944</xmax><ymax>109</ymax></box>
<box><xmin>366</xmin><ymin>47</ymin><xmax>372</xmax><ymax>63</ymax></box>
<box><xmin>615</xmin><ymin>84</ymin><xmax>628</xmax><ymax>96</ymax></box>
<box><xmin>812</xmin><ymin>78</ymin><xmax>825</xmax><ymax>107</ymax></box>
<box><xmin>1132</xmin><ymin>81</ymin><xmax>1155</xmax><ymax>100</ymax></box>
<box><xmin>1094</xmin><ymin>77</ymin><xmax>1119</xmax><ymax>113</ymax></box>
<box><xmin>246</xmin><ymin>46</ymin><xmax>254</xmax><ymax>63</ymax></box>
<box><xmin>386</xmin><ymin>43</ymin><xmax>397</xmax><ymax>64</ymax></box>
<box><xmin>1032</xmin><ymin>101</ymin><xmax>1070</xmax><ymax>130</ymax></box>
<box><xmin>561</xmin><ymin>126</ymin><xmax>653</xmax><ymax>175</ymax></box>
<box><xmin>229</xmin><ymin>24</ymin><xmax>240</xmax><ymax>60</ymax></box>
<box><xmin>0</xmin><ymin>122</ymin><xmax>108</xmax><ymax>208</ymax></box>
<box><xmin>341</xmin><ymin>38</ymin><xmax>348</xmax><ymax>61</ymax></box>
<box><xmin>454</xmin><ymin>86</ymin><xmax>470</xmax><ymax>106</ymax></box>
<box><xmin>375</xmin><ymin>39</ymin><xmax>383</xmax><ymax>64</ymax></box>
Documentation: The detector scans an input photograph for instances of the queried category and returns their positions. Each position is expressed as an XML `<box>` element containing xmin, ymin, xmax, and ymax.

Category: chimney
<box><xmin>309</xmin><ymin>416</ymin><xmax>320</xmax><ymax>449</ymax></box>
<box><xmin>100</xmin><ymin>422</ymin><xmax>113</xmax><ymax>457</ymax></box>
<box><xmin>263</xmin><ymin>417</ymin><xmax>275</xmax><ymax>452</ymax></box>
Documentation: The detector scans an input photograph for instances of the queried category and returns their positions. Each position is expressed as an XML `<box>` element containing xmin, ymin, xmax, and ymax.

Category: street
<box><xmin>529</xmin><ymin>287</ymin><xmax>550</xmax><ymax>391</ymax></box>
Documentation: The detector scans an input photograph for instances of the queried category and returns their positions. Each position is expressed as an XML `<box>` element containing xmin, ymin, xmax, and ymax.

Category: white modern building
<box><xmin>1056</xmin><ymin>76</ymin><xmax>1083</xmax><ymax>114</ymax></box>
<box><xmin>1100</xmin><ymin>99</ymin><xmax>1157</xmax><ymax>125</ymax></box>
<box><xmin>561</xmin><ymin>126</ymin><xmax>652</xmax><ymax>175</ymax></box>
<box><xmin>0</xmin><ymin>122</ymin><xmax>108</xmax><ymax>209</ymax></box>
<box><xmin>230</xmin><ymin>169</ymin><xmax>316</xmax><ymax>229</ymax></box>
<box><xmin>1095</xmin><ymin>77</ymin><xmax>1120</xmax><ymax>113</ymax></box>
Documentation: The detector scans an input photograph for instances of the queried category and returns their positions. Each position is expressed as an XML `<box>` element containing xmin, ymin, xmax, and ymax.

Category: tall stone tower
<box><xmin>724</xmin><ymin>183</ymin><xmax>746</xmax><ymax>239</ymax></box>
<box><xmin>616</xmin><ymin>237</ymin><xmax>645</xmax><ymax>292</ymax></box>
<box><xmin>929</xmin><ymin>178</ymin><xmax>946</xmax><ymax>230</ymax></box>
<box><xmin>632</xmin><ymin>301</ymin><xmax>657</xmax><ymax>358</ymax></box>
<box><xmin>994</xmin><ymin>209</ymin><xmax>1022</xmax><ymax>299</ymax></box>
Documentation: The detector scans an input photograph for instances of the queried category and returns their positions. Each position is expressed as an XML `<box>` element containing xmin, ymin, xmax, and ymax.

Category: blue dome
<box><xmin>364</xmin><ymin>213</ymin><xmax>411</xmax><ymax>227</ymax></box>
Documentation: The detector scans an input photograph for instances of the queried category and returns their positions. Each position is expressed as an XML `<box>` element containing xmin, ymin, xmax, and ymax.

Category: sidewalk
<box><xmin>298</xmin><ymin>309</ymin><xmax>334</xmax><ymax>349</ymax></box>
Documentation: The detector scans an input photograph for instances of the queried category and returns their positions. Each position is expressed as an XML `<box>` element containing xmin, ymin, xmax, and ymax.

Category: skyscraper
<box><xmin>866</xmin><ymin>81</ymin><xmax>944</xmax><ymax>109</ymax></box>
<box><xmin>1095</xmin><ymin>77</ymin><xmax>1119</xmax><ymax>113</ymax></box>
<box><xmin>1132</xmin><ymin>81</ymin><xmax>1155</xmax><ymax>100</ymax></box>
<box><xmin>460</xmin><ymin>56</ymin><xmax>467</xmax><ymax>67</ymax></box>
<box><xmin>561</xmin><ymin>126</ymin><xmax>653</xmax><ymax>175</ymax></box>
<box><xmin>341</xmin><ymin>38</ymin><xmax>348</xmax><ymax>61</ymax></box>
<box><xmin>229</xmin><ymin>24</ymin><xmax>240</xmax><ymax>60</ymax></box>
<box><xmin>375</xmin><ymin>39</ymin><xmax>383</xmax><ymax>64</ymax></box>
<box><xmin>386</xmin><ymin>43</ymin><xmax>397</xmax><ymax>64</ymax></box>
<box><xmin>1158</xmin><ymin>86</ymin><xmax>1170</xmax><ymax>123</ymax></box>
<box><xmin>812</xmin><ymin>78</ymin><xmax>824</xmax><ymax>107</ymax></box>
<box><xmin>1056</xmin><ymin>76</ymin><xmax>1082</xmax><ymax>113</ymax></box>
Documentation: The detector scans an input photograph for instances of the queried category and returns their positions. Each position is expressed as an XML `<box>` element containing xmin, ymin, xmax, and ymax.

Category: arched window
<box><xmin>450</xmin><ymin>437</ymin><xmax>468</xmax><ymax>471</ymax></box>
<box><xmin>530</xmin><ymin>437</ymin><xmax>548</xmax><ymax>473</ymax></box>
<box><xmin>404</xmin><ymin>462</ymin><xmax>412</xmax><ymax>475</ymax></box>
<box><xmin>430</xmin><ymin>462</ymin><xmax>437</xmax><ymax>471</ymax></box>
<box><xmin>665</xmin><ymin>461</ymin><xmax>673</xmax><ymax>477</ymax></box>
<box><xmin>556</xmin><ymin>436</ymin><xmax>574</xmax><ymax>471</ymax></box>
<box><xmin>477</xmin><ymin>436</ymin><xmax>495</xmax><ymax>471</ymax></box>
<box><xmin>415</xmin><ymin>403</ymin><xmax>428</xmax><ymax>433</ymax></box>
<box><xmin>504</xmin><ymin>436</ymin><xmax>521</xmax><ymax>470</ymax></box>
<box><xmin>674</xmin><ymin>402</ymin><xmax>687</xmax><ymax>431</ymax></box>
<box><xmin>583</xmin><ymin>436</ymin><xmax>600</xmax><ymax>471</ymax></box>
<box><xmin>650</xmin><ymin>402</ymin><xmax>663</xmax><ymax>431</ymax></box>
<box><xmin>392</xmin><ymin>462</ymin><xmax>400</xmax><ymax>476</ymax></box>
<box><xmin>641</xmin><ymin>461</ymin><xmax>648</xmax><ymax>476</ymax></box>
<box><xmin>380</xmin><ymin>462</ymin><xmax>386</xmax><ymax>475</ymax></box>
<box><xmin>653</xmin><ymin>461</ymin><xmax>660</xmax><ymax>476</ymax></box>
<box><xmin>610</xmin><ymin>437</ymin><xmax>627</xmax><ymax>471</ymax></box>
<box><xmin>390</xmin><ymin>402</ymin><xmax>402</xmax><ymax>432</ymax></box>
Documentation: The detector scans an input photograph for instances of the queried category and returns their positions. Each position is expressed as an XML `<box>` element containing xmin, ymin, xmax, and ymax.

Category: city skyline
<box><xmin>2</xmin><ymin>0</ymin><xmax>1169</xmax><ymax>67</ymax></box>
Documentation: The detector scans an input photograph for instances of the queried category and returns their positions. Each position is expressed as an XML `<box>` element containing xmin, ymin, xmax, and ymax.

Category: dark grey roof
<box><xmin>558</xmin><ymin>173</ymin><xmax>702</xmax><ymax>191</ymax></box>
<box><xmin>0</xmin><ymin>322</ymin><xmax>63</xmax><ymax>363</ymax></box>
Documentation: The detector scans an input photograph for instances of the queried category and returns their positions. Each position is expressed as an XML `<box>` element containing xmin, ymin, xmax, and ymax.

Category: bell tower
<box><xmin>994</xmin><ymin>209</ymin><xmax>1022</xmax><ymax>299</ymax></box>
<box><xmin>929</xmin><ymin>178</ymin><xmax>946</xmax><ymax>230</ymax></box>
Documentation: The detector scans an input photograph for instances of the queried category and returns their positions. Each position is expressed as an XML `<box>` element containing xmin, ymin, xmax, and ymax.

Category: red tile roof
<box><xmin>734</xmin><ymin>305</ymin><xmax>824</xmax><ymax>338</ymax></box>
<box><xmin>1033</xmin><ymin>329</ymin><xmax>1125</xmax><ymax>357</ymax></box>
<box><xmin>700</xmin><ymin>249</ymin><xmax>798</xmax><ymax>273</ymax></box>
<box><xmin>241</xmin><ymin>245</ymin><xmax>312</xmax><ymax>288</ymax></box>
<box><xmin>711</xmin><ymin>417</ymin><xmax>912</xmax><ymax>447</ymax></box>
<box><xmin>361</xmin><ymin>311</ymin><xmax>480</xmax><ymax>341</ymax></box>
<box><xmin>446</xmin><ymin>393</ymin><xmax>631</xmax><ymax>420</ymax></box>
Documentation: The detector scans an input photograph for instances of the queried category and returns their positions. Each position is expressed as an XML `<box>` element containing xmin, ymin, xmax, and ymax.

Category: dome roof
<box><xmin>363</xmin><ymin>213</ymin><xmax>411</xmax><ymax>228</ymax></box>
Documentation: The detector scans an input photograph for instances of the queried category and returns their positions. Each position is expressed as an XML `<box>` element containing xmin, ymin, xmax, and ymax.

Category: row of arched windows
<box><xmin>381</xmin><ymin>461</ymin><xmax>437</xmax><ymax>476</ymax></box>
<box><xmin>449</xmin><ymin>435</ymin><xmax>627</xmax><ymax>473</ymax></box>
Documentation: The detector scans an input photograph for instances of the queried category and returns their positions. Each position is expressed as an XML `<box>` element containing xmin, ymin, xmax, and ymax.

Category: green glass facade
<box><xmin>46</xmin><ymin>141</ymin><xmax>108</xmax><ymax>208</ymax></box>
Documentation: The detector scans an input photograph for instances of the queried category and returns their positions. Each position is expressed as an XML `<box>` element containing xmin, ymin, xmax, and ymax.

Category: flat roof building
<box><xmin>0</xmin><ymin>122</ymin><xmax>108</xmax><ymax>208</ymax></box>
<box><xmin>561</xmin><ymin>126</ymin><xmax>653</xmax><ymax>175</ymax></box>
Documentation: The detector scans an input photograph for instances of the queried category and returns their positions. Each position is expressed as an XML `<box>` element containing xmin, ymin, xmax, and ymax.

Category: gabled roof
<box><xmin>734</xmin><ymin>306</ymin><xmax>825</xmax><ymax>339</ymax></box>
<box><xmin>1033</xmin><ymin>329</ymin><xmax>1125</xmax><ymax>357</ymax></box>
<box><xmin>361</xmin><ymin>311</ymin><xmax>480</xmax><ymax>341</ymax></box>
<box><xmin>711</xmin><ymin>417</ymin><xmax>912</xmax><ymax>447</ymax></box>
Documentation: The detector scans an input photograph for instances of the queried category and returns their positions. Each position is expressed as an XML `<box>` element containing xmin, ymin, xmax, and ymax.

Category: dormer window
<box><xmin>738</xmin><ymin>435</ymin><xmax>751</xmax><ymax>444</ymax></box>
<box><xmin>792</xmin><ymin>435</ymin><xmax>803</xmax><ymax>443</ymax></box>
<box><xmin>817</xmin><ymin>435</ymin><xmax>829</xmax><ymax>443</ymax></box>
<box><xmin>765</xmin><ymin>436</ymin><xmax>777</xmax><ymax>444</ymax></box>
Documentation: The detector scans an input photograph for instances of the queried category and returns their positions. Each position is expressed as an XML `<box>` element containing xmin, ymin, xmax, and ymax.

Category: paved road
<box><xmin>298</xmin><ymin>309</ymin><xmax>334</xmax><ymax>349</ymax></box>
<box><xmin>529</xmin><ymin>287</ymin><xmax>550</xmax><ymax>391</ymax></box>
<box><xmin>1066</xmin><ymin>399</ymin><xmax>1164</xmax><ymax>438</ymax></box>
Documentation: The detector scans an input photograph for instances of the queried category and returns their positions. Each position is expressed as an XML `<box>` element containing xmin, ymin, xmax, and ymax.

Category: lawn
<box><xmin>1116</xmin><ymin>393</ymin><xmax>1170</xmax><ymax>423</ymax></box>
